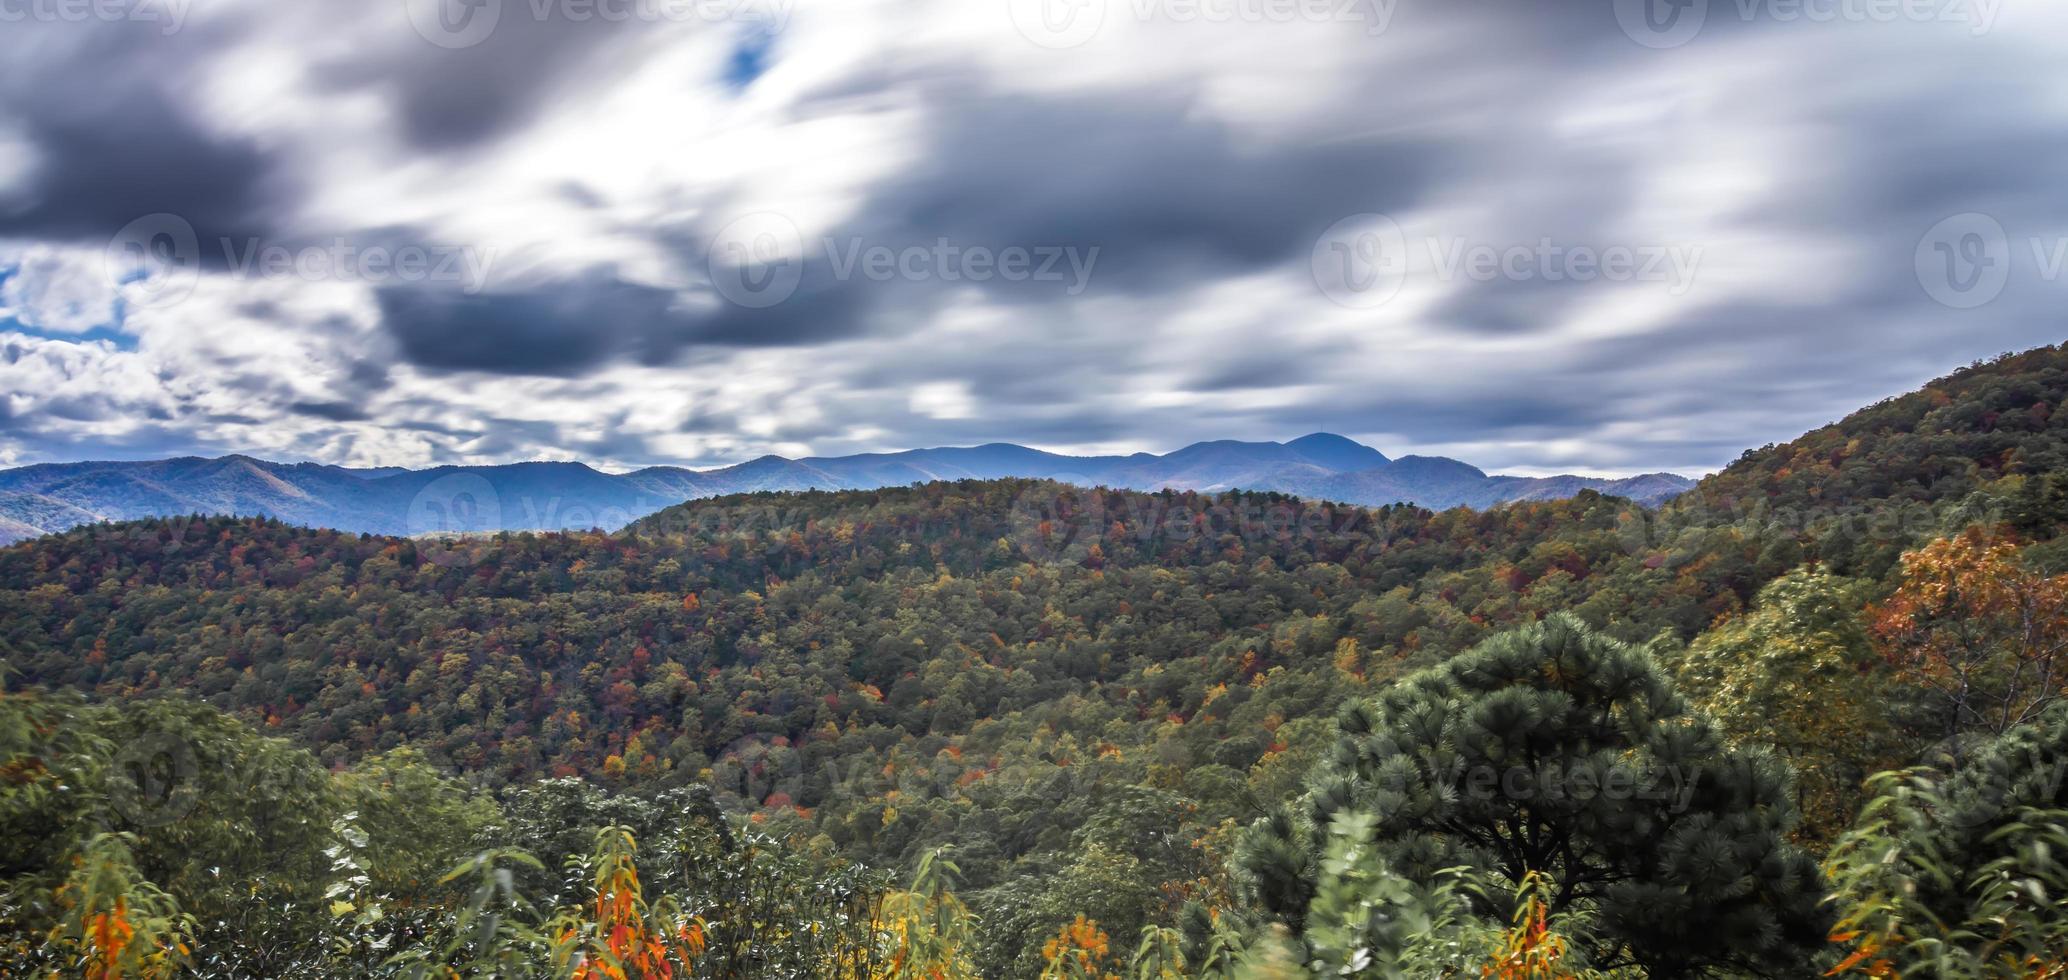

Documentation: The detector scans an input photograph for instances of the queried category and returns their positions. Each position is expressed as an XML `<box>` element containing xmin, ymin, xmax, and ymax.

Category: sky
<box><xmin>0</xmin><ymin>0</ymin><xmax>2061</xmax><ymax>477</ymax></box>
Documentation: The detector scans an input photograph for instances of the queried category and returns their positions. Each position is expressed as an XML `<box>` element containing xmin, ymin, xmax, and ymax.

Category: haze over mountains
<box><xmin>0</xmin><ymin>434</ymin><xmax>1693</xmax><ymax>545</ymax></box>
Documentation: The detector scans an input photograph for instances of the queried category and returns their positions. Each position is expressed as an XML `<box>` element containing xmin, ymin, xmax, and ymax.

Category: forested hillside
<box><xmin>7</xmin><ymin>345</ymin><xmax>2068</xmax><ymax>976</ymax></box>
<box><xmin>1696</xmin><ymin>343</ymin><xmax>2068</xmax><ymax>511</ymax></box>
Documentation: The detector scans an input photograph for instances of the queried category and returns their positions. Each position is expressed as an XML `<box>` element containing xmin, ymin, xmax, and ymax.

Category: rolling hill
<box><xmin>0</xmin><ymin>435</ymin><xmax>1693</xmax><ymax>544</ymax></box>
<box><xmin>5</xmin><ymin>344</ymin><xmax>2067</xmax><ymax>976</ymax></box>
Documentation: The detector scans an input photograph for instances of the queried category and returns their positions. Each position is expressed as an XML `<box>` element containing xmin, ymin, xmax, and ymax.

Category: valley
<box><xmin>5</xmin><ymin>345</ymin><xmax>2068</xmax><ymax>975</ymax></box>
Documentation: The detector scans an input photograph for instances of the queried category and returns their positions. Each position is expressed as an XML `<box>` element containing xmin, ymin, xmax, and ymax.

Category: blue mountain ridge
<box><xmin>0</xmin><ymin>435</ymin><xmax>1693</xmax><ymax>544</ymax></box>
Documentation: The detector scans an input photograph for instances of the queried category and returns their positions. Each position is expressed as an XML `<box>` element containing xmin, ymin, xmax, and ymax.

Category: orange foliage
<box><xmin>1482</xmin><ymin>872</ymin><xmax>1577</xmax><ymax>980</ymax></box>
<box><xmin>1870</xmin><ymin>526</ymin><xmax>2068</xmax><ymax>736</ymax></box>
<box><xmin>1040</xmin><ymin>915</ymin><xmax>1117</xmax><ymax>979</ymax></box>
<box><xmin>84</xmin><ymin>899</ymin><xmax>139</xmax><ymax>980</ymax></box>
<box><xmin>560</xmin><ymin>829</ymin><xmax>698</xmax><ymax>980</ymax></box>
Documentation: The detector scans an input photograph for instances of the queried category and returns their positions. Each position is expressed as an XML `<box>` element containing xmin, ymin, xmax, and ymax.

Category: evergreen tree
<box><xmin>1825</xmin><ymin>703</ymin><xmax>2068</xmax><ymax>974</ymax></box>
<box><xmin>1237</xmin><ymin>614</ymin><xmax>1828</xmax><ymax>978</ymax></box>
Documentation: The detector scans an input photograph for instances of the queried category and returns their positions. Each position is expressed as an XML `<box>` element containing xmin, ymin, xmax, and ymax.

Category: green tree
<box><xmin>1675</xmin><ymin>568</ymin><xmax>1912</xmax><ymax>840</ymax></box>
<box><xmin>389</xmin><ymin>849</ymin><xmax>552</xmax><ymax>979</ymax></box>
<box><xmin>880</xmin><ymin>848</ymin><xmax>979</xmax><ymax>980</ymax></box>
<box><xmin>1825</xmin><ymin>704</ymin><xmax>2068</xmax><ymax>975</ymax></box>
<box><xmin>340</xmin><ymin>748</ymin><xmax>498</xmax><ymax>901</ymax></box>
<box><xmin>46</xmin><ymin>833</ymin><xmax>194</xmax><ymax>980</ymax></box>
<box><xmin>1290</xmin><ymin>810</ymin><xmax>1489</xmax><ymax>978</ymax></box>
<box><xmin>978</xmin><ymin>844</ymin><xmax>1162</xmax><ymax>979</ymax></box>
<box><xmin>1238</xmin><ymin>614</ymin><xmax>1827</xmax><ymax>977</ymax></box>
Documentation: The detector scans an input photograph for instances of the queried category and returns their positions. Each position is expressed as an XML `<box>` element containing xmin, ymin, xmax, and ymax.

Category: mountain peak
<box><xmin>1384</xmin><ymin>455</ymin><xmax>1488</xmax><ymax>481</ymax></box>
<box><xmin>1285</xmin><ymin>433</ymin><xmax>1390</xmax><ymax>472</ymax></box>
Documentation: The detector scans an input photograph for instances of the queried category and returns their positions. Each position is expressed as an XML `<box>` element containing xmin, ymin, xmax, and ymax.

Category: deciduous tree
<box><xmin>1871</xmin><ymin>526</ymin><xmax>2068</xmax><ymax>741</ymax></box>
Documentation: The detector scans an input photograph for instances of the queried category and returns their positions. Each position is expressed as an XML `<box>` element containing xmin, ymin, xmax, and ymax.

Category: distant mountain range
<box><xmin>0</xmin><ymin>434</ymin><xmax>1693</xmax><ymax>545</ymax></box>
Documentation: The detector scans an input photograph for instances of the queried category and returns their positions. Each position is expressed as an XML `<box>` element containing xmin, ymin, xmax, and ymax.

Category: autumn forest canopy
<box><xmin>9</xmin><ymin>344</ymin><xmax>2068</xmax><ymax>977</ymax></box>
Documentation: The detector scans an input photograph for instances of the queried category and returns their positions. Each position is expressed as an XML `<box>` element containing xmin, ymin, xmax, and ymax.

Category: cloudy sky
<box><xmin>0</xmin><ymin>0</ymin><xmax>2060</xmax><ymax>476</ymax></box>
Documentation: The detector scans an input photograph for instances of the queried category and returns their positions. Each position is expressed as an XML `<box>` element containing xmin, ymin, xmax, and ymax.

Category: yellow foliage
<box><xmin>1332</xmin><ymin>637</ymin><xmax>1363</xmax><ymax>681</ymax></box>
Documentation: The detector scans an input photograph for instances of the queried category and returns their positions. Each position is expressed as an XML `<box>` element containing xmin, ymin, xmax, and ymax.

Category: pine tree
<box><xmin>1236</xmin><ymin>614</ymin><xmax>1827</xmax><ymax>978</ymax></box>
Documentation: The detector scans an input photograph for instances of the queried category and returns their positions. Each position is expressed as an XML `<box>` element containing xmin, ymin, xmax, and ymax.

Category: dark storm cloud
<box><xmin>1433</xmin><ymin>265</ymin><xmax>1687</xmax><ymax>338</ymax></box>
<box><xmin>1302</xmin><ymin>389</ymin><xmax>1620</xmax><ymax>443</ymax></box>
<box><xmin>0</xmin><ymin>91</ymin><xmax>281</xmax><ymax>249</ymax></box>
<box><xmin>1731</xmin><ymin>69</ymin><xmax>2068</xmax><ymax>236</ymax></box>
<box><xmin>1187</xmin><ymin>352</ymin><xmax>1330</xmax><ymax>393</ymax></box>
<box><xmin>1414</xmin><ymin>158</ymin><xmax>1663</xmax><ymax>335</ymax></box>
<box><xmin>676</xmin><ymin>407</ymin><xmax>741</xmax><ymax>434</ymax></box>
<box><xmin>289</xmin><ymin>401</ymin><xmax>373</xmax><ymax>422</ymax></box>
<box><xmin>823</xmin><ymin>89</ymin><xmax>1444</xmax><ymax>294</ymax></box>
<box><xmin>0</xmin><ymin>21</ymin><xmax>287</xmax><ymax>248</ymax></box>
<box><xmin>377</xmin><ymin>276</ymin><xmax>686</xmax><ymax>375</ymax></box>
<box><xmin>375</xmin><ymin>262</ymin><xmax>874</xmax><ymax>375</ymax></box>
<box><xmin>307</xmin><ymin>9</ymin><xmax>651</xmax><ymax>152</ymax></box>
<box><xmin>23</xmin><ymin>394</ymin><xmax>114</xmax><ymax>424</ymax></box>
<box><xmin>0</xmin><ymin>3</ymin><xmax>671</xmax><ymax>254</ymax></box>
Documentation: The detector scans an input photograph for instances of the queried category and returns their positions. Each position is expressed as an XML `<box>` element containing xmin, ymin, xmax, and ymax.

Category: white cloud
<box><xmin>0</xmin><ymin>244</ymin><xmax>119</xmax><ymax>334</ymax></box>
<box><xmin>909</xmin><ymin>381</ymin><xmax>976</xmax><ymax>419</ymax></box>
